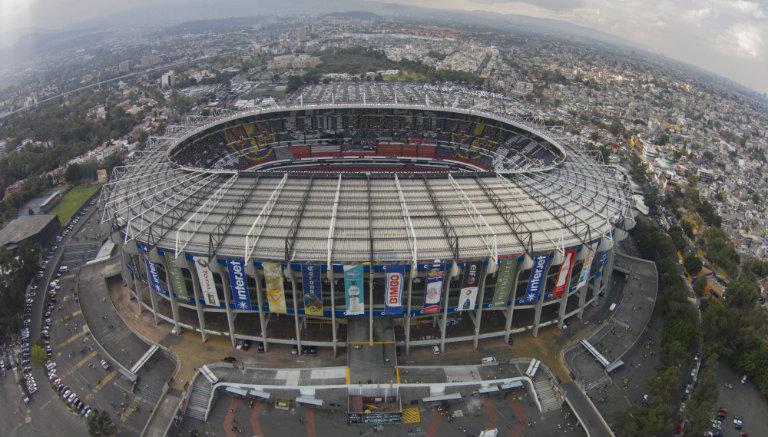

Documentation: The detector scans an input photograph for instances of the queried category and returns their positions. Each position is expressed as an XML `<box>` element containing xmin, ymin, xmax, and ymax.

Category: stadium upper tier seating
<box><xmin>169</xmin><ymin>107</ymin><xmax>565</xmax><ymax>173</ymax></box>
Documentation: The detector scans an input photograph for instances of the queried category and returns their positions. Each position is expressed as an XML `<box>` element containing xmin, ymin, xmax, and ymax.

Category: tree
<box><xmin>726</xmin><ymin>275</ymin><xmax>759</xmax><ymax>310</ymax></box>
<box><xmin>693</xmin><ymin>276</ymin><xmax>707</xmax><ymax>295</ymax></box>
<box><xmin>64</xmin><ymin>163</ymin><xmax>83</xmax><ymax>183</ymax></box>
<box><xmin>685</xmin><ymin>356</ymin><xmax>720</xmax><ymax>435</ymax></box>
<box><xmin>684</xmin><ymin>253</ymin><xmax>703</xmax><ymax>275</ymax></box>
<box><xmin>87</xmin><ymin>409</ymin><xmax>117</xmax><ymax>437</ymax></box>
<box><xmin>668</xmin><ymin>226</ymin><xmax>687</xmax><ymax>252</ymax></box>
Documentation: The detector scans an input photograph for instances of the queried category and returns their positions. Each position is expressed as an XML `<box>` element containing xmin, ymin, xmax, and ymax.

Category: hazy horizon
<box><xmin>0</xmin><ymin>0</ymin><xmax>766</xmax><ymax>95</ymax></box>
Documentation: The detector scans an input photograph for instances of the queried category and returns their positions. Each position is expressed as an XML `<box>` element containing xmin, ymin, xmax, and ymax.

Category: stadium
<box><xmin>101</xmin><ymin>83</ymin><xmax>635</xmax><ymax>355</ymax></box>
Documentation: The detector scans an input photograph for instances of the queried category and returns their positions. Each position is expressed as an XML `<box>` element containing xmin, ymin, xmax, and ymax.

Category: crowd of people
<box><xmin>170</xmin><ymin>108</ymin><xmax>563</xmax><ymax>173</ymax></box>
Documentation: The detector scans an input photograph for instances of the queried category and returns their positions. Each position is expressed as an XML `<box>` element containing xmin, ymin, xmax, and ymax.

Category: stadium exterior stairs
<box><xmin>532</xmin><ymin>373</ymin><xmax>562</xmax><ymax>413</ymax></box>
<box><xmin>185</xmin><ymin>381</ymin><xmax>213</xmax><ymax>421</ymax></box>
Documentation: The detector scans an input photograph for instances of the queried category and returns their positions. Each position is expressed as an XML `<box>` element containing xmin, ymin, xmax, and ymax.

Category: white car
<box><xmin>432</xmin><ymin>345</ymin><xmax>440</xmax><ymax>355</ymax></box>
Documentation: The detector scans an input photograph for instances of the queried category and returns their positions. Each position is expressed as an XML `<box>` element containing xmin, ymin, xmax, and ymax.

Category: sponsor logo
<box><xmin>145</xmin><ymin>259</ymin><xmax>162</xmax><ymax>293</ymax></box>
<box><xmin>387</xmin><ymin>273</ymin><xmax>401</xmax><ymax>305</ymax></box>
<box><xmin>465</xmin><ymin>263</ymin><xmax>478</xmax><ymax>285</ymax></box>
<box><xmin>528</xmin><ymin>256</ymin><xmax>547</xmax><ymax>292</ymax></box>
<box><xmin>196</xmin><ymin>258</ymin><xmax>214</xmax><ymax>289</ymax></box>
<box><xmin>228</xmin><ymin>260</ymin><xmax>248</xmax><ymax>303</ymax></box>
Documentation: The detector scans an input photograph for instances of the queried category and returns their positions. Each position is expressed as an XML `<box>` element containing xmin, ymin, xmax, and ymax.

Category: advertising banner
<box><xmin>165</xmin><ymin>254</ymin><xmax>190</xmax><ymax>301</ymax></box>
<box><xmin>144</xmin><ymin>258</ymin><xmax>166</xmax><ymax>296</ymax></box>
<box><xmin>458</xmin><ymin>261</ymin><xmax>482</xmax><ymax>311</ymax></box>
<box><xmin>301</xmin><ymin>264</ymin><xmax>323</xmax><ymax>316</ymax></box>
<box><xmin>343</xmin><ymin>265</ymin><xmax>365</xmax><ymax>316</ymax></box>
<box><xmin>492</xmin><ymin>258</ymin><xmax>517</xmax><ymax>307</ymax></box>
<box><xmin>135</xmin><ymin>242</ymin><xmax>166</xmax><ymax>296</ymax></box>
<box><xmin>576</xmin><ymin>244</ymin><xmax>597</xmax><ymax>289</ymax></box>
<box><xmin>192</xmin><ymin>256</ymin><xmax>221</xmax><ymax>307</ymax></box>
<box><xmin>520</xmin><ymin>254</ymin><xmax>553</xmax><ymax>304</ymax></box>
<box><xmin>553</xmin><ymin>249</ymin><xmax>577</xmax><ymax>298</ymax></box>
<box><xmin>263</xmin><ymin>261</ymin><xmax>287</xmax><ymax>314</ymax></box>
<box><xmin>421</xmin><ymin>263</ymin><xmax>445</xmax><ymax>314</ymax></box>
<box><xmin>226</xmin><ymin>259</ymin><xmax>252</xmax><ymax>311</ymax></box>
<box><xmin>594</xmin><ymin>251</ymin><xmax>610</xmax><ymax>280</ymax></box>
<box><xmin>383</xmin><ymin>265</ymin><xmax>407</xmax><ymax>316</ymax></box>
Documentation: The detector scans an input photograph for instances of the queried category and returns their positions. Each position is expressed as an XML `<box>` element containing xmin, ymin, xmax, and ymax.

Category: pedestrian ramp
<box><xmin>129</xmin><ymin>344</ymin><xmax>158</xmax><ymax>374</ymax></box>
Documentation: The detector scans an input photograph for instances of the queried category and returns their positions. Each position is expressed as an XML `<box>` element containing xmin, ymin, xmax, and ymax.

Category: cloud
<box><xmin>717</xmin><ymin>24</ymin><xmax>765</xmax><ymax>58</ymax></box>
<box><xmin>470</xmin><ymin>0</ymin><xmax>586</xmax><ymax>11</ymax></box>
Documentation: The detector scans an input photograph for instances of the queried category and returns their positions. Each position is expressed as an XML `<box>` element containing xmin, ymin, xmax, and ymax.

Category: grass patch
<box><xmin>383</xmin><ymin>70</ymin><xmax>429</xmax><ymax>82</ymax></box>
<box><xmin>50</xmin><ymin>183</ymin><xmax>101</xmax><ymax>224</ymax></box>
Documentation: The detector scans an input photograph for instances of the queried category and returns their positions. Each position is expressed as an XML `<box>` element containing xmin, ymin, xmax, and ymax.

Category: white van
<box><xmin>481</xmin><ymin>357</ymin><xmax>498</xmax><ymax>365</ymax></box>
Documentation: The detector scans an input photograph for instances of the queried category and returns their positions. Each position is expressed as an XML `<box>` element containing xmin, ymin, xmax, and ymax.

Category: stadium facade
<box><xmin>101</xmin><ymin>83</ymin><xmax>635</xmax><ymax>354</ymax></box>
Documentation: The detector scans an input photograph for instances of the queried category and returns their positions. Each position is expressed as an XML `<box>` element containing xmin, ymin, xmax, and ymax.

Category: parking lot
<box><xmin>48</xmin><ymin>273</ymin><xmax>155</xmax><ymax>435</ymax></box>
<box><xmin>714</xmin><ymin>361</ymin><xmax>768</xmax><ymax>437</ymax></box>
<box><xmin>0</xmin><ymin>195</ymin><xmax>101</xmax><ymax>435</ymax></box>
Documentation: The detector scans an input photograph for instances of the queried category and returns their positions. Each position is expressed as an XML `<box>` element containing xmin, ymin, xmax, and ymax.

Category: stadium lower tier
<box><xmin>115</xmin><ymin>241</ymin><xmax>616</xmax><ymax>352</ymax></box>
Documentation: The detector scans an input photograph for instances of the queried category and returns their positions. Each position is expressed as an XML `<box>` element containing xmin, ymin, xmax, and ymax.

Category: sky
<box><xmin>390</xmin><ymin>0</ymin><xmax>768</xmax><ymax>94</ymax></box>
<box><xmin>0</xmin><ymin>0</ymin><xmax>766</xmax><ymax>94</ymax></box>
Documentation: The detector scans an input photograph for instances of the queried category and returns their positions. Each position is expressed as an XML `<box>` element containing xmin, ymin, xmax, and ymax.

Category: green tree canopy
<box><xmin>87</xmin><ymin>409</ymin><xmax>117</xmax><ymax>437</ymax></box>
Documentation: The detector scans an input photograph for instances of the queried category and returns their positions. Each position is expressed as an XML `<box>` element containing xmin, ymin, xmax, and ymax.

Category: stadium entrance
<box><xmin>346</xmin><ymin>318</ymin><xmax>402</xmax><ymax>424</ymax></box>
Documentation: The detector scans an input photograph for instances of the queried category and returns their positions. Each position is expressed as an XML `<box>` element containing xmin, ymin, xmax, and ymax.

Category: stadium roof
<box><xmin>101</xmin><ymin>83</ymin><xmax>633</xmax><ymax>264</ymax></box>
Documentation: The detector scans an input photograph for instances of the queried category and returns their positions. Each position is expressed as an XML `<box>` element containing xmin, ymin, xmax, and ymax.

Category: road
<box><xmin>562</xmin><ymin>381</ymin><xmax>613</xmax><ymax>437</ymax></box>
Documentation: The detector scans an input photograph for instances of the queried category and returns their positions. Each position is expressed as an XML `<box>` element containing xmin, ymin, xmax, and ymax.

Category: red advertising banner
<box><xmin>553</xmin><ymin>249</ymin><xmax>577</xmax><ymax>298</ymax></box>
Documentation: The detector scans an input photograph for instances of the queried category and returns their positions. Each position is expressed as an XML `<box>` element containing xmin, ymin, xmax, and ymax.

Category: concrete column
<box><xmin>123</xmin><ymin>244</ymin><xmax>143</xmax><ymax>314</ymax></box>
<box><xmin>577</xmin><ymin>282</ymin><xmax>589</xmax><ymax>319</ymax></box>
<box><xmin>504</xmin><ymin>266</ymin><xmax>524</xmax><ymax>343</ymax></box>
<box><xmin>404</xmin><ymin>265</ymin><xmax>416</xmax><ymax>356</ymax></box>
<box><xmin>114</xmin><ymin>234</ymin><xmax>132</xmax><ymax>289</ymax></box>
<box><xmin>287</xmin><ymin>264</ymin><xmax>301</xmax><ymax>350</ymax></box>
<box><xmin>248</xmin><ymin>263</ymin><xmax>269</xmax><ymax>352</ymax></box>
<box><xmin>178</xmin><ymin>256</ymin><xmax>207</xmax><ymax>343</ymax></box>
<box><xmin>472</xmin><ymin>261</ymin><xmax>491</xmax><ymax>350</ymax></box>
<box><xmin>603</xmin><ymin>249</ymin><xmax>616</xmax><ymax>294</ymax></box>
<box><xmin>328</xmin><ymin>268</ymin><xmax>337</xmax><ymax>356</ymax></box>
<box><xmin>140</xmin><ymin>257</ymin><xmax>160</xmax><ymax>326</ymax></box>
<box><xmin>154</xmin><ymin>250</ymin><xmax>180</xmax><ymax>333</ymax></box>
<box><xmin>213</xmin><ymin>261</ymin><xmax>237</xmax><ymax>348</ymax></box>
<box><xmin>439</xmin><ymin>261</ymin><xmax>457</xmax><ymax>353</ymax></box>
<box><xmin>369</xmin><ymin>267</ymin><xmax>374</xmax><ymax>345</ymax></box>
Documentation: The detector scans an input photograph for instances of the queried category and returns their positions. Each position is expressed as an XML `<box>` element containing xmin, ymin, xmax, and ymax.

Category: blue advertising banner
<box><xmin>302</xmin><ymin>264</ymin><xmax>323</xmax><ymax>316</ymax></box>
<box><xmin>593</xmin><ymin>251</ymin><xmax>610</xmax><ymax>279</ymax></box>
<box><xmin>458</xmin><ymin>261</ymin><xmax>482</xmax><ymax>311</ymax></box>
<box><xmin>137</xmin><ymin>242</ymin><xmax>167</xmax><ymax>296</ymax></box>
<box><xmin>384</xmin><ymin>265</ymin><xmax>407</xmax><ymax>316</ymax></box>
<box><xmin>421</xmin><ymin>263</ymin><xmax>445</xmax><ymax>315</ymax></box>
<box><xmin>226</xmin><ymin>259</ymin><xmax>252</xmax><ymax>311</ymax></box>
<box><xmin>519</xmin><ymin>254</ymin><xmax>553</xmax><ymax>305</ymax></box>
<box><xmin>343</xmin><ymin>265</ymin><xmax>365</xmax><ymax>316</ymax></box>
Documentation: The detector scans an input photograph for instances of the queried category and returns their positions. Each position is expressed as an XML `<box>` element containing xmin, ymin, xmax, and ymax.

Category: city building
<box><xmin>118</xmin><ymin>60</ymin><xmax>132</xmax><ymax>74</ymax></box>
<box><xmin>0</xmin><ymin>214</ymin><xmax>61</xmax><ymax>254</ymax></box>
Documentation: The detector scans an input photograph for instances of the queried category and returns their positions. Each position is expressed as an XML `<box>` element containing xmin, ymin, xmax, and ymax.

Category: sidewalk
<box><xmin>108</xmin><ymin>279</ymin><xmax>346</xmax><ymax>390</ymax></box>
